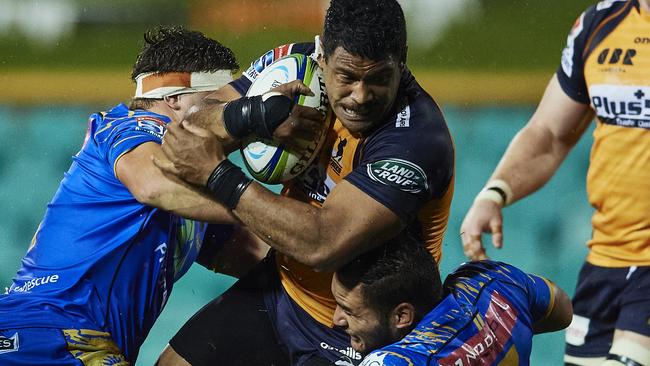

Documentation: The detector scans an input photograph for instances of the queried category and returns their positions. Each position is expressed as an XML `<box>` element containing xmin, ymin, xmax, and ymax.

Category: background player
<box><xmin>460</xmin><ymin>0</ymin><xmax>650</xmax><ymax>364</ymax></box>
<box><xmin>332</xmin><ymin>233</ymin><xmax>573</xmax><ymax>365</ymax></box>
<box><xmin>155</xmin><ymin>0</ymin><xmax>455</xmax><ymax>365</ymax></box>
<box><xmin>0</xmin><ymin>27</ymin><xmax>265</xmax><ymax>364</ymax></box>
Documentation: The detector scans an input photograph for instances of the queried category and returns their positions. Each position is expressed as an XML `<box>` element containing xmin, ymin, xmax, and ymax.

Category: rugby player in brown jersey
<box><xmin>154</xmin><ymin>0</ymin><xmax>454</xmax><ymax>365</ymax></box>
<box><xmin>461</xmin><ymin>1</ymin><xmax>650</xmax><ymax>365</ymax></box>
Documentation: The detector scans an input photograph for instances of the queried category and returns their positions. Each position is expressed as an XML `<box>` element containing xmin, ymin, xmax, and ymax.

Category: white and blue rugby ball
<box><xmin>241</xmin><ymin>54</ymin><xmax>331</xmax><ymax>184</ymax></box>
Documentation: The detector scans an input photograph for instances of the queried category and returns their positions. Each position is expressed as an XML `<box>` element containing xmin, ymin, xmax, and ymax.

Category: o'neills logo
<box><xmin>367</xmin><ymin>159</ymin><xmax>428</xmax><ymax>193</ymax></box>
<box><xmin>320</xmin><ymin>342</ymin><xmax>363</xmax><ymax>361</ymax></box>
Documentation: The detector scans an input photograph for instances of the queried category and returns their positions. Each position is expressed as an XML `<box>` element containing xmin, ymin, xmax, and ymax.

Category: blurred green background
<box><xmin>0</xmin><ymin>0</ymin><xmax>596</xmax><ymax>365</ymax></box>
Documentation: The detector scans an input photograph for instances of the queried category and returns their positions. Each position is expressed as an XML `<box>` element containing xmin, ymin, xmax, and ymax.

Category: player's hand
<box><xmin>153</xmin><ymin>121</ymin><xmax>225</xmax><ymax>186</ymax></box>
<box><xmin>182</xmin><ymin>102</ymin><xmax>224</xmax><ymax>137</ymax></box>
<box><xmin>460</xmin><ymin>199</ymin><xmax>504</xmax><ymax>261</ymax></box>
<box><xmin>270</xmin><ymin>80</ymin><xmax>326</xmax><ymax>147</ymax></box>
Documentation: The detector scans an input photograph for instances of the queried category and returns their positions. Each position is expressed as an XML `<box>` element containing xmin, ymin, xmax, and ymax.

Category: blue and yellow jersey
<box><xmin>557</xmin><ymin>0</ymin><xmax>650</xmax><ymax>267</ymax></box>
<box><xmin>0</xmin><ymin>104</ymin><xmax>208</xmax><ymax>362</ymax></box>
<box><xmin>359</xmin><ymin>261</ymin><xmax>555</xmax><ymax>366</ymax></box>
<box><xmin>232</xmin><ymin>42</ymin><xmax>455</xmax><ymax>326</ymax></box>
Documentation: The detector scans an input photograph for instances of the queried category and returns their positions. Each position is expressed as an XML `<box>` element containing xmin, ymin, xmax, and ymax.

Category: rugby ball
<box><xmin>240</xmin><ymin>54</ymin><xmax>331</xmax><ymax>184</ymax></box>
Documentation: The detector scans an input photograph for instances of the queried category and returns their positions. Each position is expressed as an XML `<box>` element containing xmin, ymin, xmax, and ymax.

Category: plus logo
<box><xmin>635</xmin><ymin>89</ymin><xmax>645</xmax><ymax>100</ymax></box>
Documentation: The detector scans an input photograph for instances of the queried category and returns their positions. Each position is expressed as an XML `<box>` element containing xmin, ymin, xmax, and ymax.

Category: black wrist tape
<box><xmin>223</xmin><ymin>93</ymin><xmax>293</xmax><ymax>140</ymax></box>
<box><xmin>486</xmin><ymin>186</ymin><xmax>508</xmax><ymax>204</ymax></box>
<box><xmin>206</xmin><ymin>160</ymin><xmax>253</xmax><ymax>210</ymax></box>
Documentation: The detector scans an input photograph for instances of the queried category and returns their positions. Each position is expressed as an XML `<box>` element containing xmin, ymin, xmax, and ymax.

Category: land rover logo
<box><xmin>367</xmin><ymin>159</ymin><xmax>428</xmax><ymax>193</ymax></box>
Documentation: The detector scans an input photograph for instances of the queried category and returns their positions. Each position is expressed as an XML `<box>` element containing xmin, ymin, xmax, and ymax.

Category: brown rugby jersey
<box><xmin>232</xmin><ymin>42</ymin><xmax>455</xmax><ymax>325</ymax></box>
<box><xmin>557</xmin><ymin>0</ymin><xmax>650</xmax><ymax>267</ymax></box>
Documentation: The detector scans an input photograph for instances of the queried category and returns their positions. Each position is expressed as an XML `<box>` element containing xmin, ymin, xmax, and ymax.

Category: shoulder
<box><xmin>360</xmin><ymin>348</ymin><xmax>427</xmax><ymax>366</ymax></box>
<box><xmin>369</xmin><ymin>69</ymin><xmax>450</xmax><ymax>150</ymax></box>
<box><xmin>93</xmin><ymin>106</ymin><xmax>167</xmax><ymax>142</ymax></box>
<box><xmin>361</xmin><ymin>71</ymin><xmax>454</xmax><ymax>197</ymax></box>
<box><xmin>562</xmin><ymin>0</ymin><xmax>634</xmax><ymax>61</ymax></box>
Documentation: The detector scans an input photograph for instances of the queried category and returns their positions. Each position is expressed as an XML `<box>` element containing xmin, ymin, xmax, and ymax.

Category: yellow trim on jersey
<box><xmin>499</xmin><ymin>345</ymin><xmax>520</xmax><ymax>365</ymax></box>
<box><xmin>62</xmin><ymin>329</ymin><xmax>129</xmax><ymax>366</ymax></box>
<box><xmin>539</xmin><ymin>277</ymin><xmax>557</xmax><ymax>322</ymax></box>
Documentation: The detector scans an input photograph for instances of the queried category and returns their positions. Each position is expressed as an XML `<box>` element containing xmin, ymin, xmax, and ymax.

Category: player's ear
<box><xmin>163</xmin><ymin>95</ymin><xmax>182</xmax><ymax>111</ymax></box>
<box><xmin>391</xmin><ymin>302</ymin><xmax>416</xmax><ymax>330</ymax></box>
<box><xmin>315</xmin><ymin>36</ymin><xmax>326</xmax><ymax>68</ymax></box>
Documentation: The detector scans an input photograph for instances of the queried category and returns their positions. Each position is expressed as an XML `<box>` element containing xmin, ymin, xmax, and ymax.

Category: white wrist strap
<box><xmin>475</xmin><ymin>179</ymin><xmax>513</xmax><ymax>207</ymax></box>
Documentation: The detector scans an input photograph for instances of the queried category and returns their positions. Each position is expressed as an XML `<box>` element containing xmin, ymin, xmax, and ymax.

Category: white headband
<box><xmin>134</xmin><ymin>70</ymin><xmax>234</xmax><ymax>98</ymax></box>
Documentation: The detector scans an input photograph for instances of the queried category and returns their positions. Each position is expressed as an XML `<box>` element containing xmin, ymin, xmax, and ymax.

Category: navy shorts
<box><xmin>565</xmin><ymin>262</ymin><xmax>650</xmax><ymax>358</ymax></box>
<box><xmin>0</xmin><ymin>327</ymin><xmax>127</xmax><ymax>366</ymax></box>
<box><xmin>170</xmin><ymin>253</ymin><xmax>360</xmax><ymax>366</ymax></box>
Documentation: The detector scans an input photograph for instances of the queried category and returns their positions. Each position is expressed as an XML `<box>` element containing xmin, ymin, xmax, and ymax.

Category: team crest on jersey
<box><xmin>329</xmin><ymin>137</ymin><xmax>347</xmax><ymax>174</ymax></box>
<box><xmin>135</xmin><ymin>117</ymin><xmax>166</xmax><ymax>139</ymax></box>
<box><xmin>0</xmin><ymin>333</ymin><xmax>19</xmax><ymax>354</ymax></box>
<box><xmin>359</xmin><ymin>352</ymin><xmax>386</xmax><ymax>366</ymax></box>
<box><xmin>367</xmin><ymin>159</ymin><xmax>428</xmax><ymax>193</ymax></box>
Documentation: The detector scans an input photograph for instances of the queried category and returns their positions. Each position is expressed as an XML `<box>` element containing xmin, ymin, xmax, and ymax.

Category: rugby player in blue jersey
<box><xmin>0</xmin><ymin>27</ymin><xmax>277</xmax><ymax>365</ymax></box>
<box><xmin>155</xmin><ymin>1</ymin><xmax>454</xmax><ymax>365</ymax></box>
<box><xmin>331</xmin><ymin>233</ymin><xmax>573</xmax><ymax>365</ymax></box>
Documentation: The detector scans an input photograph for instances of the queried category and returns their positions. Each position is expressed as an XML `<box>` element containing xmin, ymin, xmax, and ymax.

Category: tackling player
<box><xmin>0</xmin><ymin>27</ymin><xmax>267</xmax><ymax>365</ymax></box>
<box><xmin>460</xmin><ymin>0</ymin><xmax>650</xmax><ymax>365</ymax></box>
<box><xmin>331</xmin><ymin>233</ymin><xmax>573</xmax><ymax>365</ymax></box>
<box><xmin>155</xmin><ymin>0</ymin><xmax>455</xmax><ymax>365</ymax></box>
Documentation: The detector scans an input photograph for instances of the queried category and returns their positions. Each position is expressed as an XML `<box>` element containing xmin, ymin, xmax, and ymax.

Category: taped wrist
<box><xmin>205</xmin><ymin>160</ymin><xmax>253</xmax><ymax>210</ymax></box>
<box><xmin>475</xmin><ymin>179</ymin><xmax>513</xmax><ymax>207</ymax></box>
<box><xmin>223</xmin><ymin>92</ymin><xmax>293</xmax><ymax>140</ymax></box>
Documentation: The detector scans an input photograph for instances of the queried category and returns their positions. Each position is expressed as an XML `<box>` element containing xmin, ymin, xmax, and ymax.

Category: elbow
<box><xmin>303</xmin><ymin>247</ymin><xmax>349</xmax><ymax>272</ymax></box>
<box><xmin>130</xmin><ymin>185</ymin><xmax>164</xmax><ymax>206</ymax></box>
<box><xmin>302</xmin><ymin>252</ymin><xmax>335</xmax><ymax>272</ymax></box>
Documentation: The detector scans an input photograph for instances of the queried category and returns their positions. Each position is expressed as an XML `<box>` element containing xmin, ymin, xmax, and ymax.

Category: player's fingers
<box><xmin>151</xmin><ymin>155</ymin><xmax>179</xmax><ymax>175</ymax></box>
<box><xmin>472</xmin><ymin>247</ymin><xmax>490</xmax><ymax>261</ymax></box>
<box><xmin>462</xmin><ymin>234</ymin><xmax>484</xmax><ymax>260</ymax></box>
<box><xmin>181</xmin><ymin>121</ymin><xmax>212</xmax><ymax>138</ymax></box>
<box><xmin>290</xmin><ymin>80</ymin><xmax>314</xmax><ymax>97</ymax></box>
<box><xmin>489</xmin><ymin>221</ymin><xmax>503</xmax><ymax>249</ymax></box>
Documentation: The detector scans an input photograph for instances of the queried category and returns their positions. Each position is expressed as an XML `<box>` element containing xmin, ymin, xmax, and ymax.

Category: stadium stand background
<box><xmin>0</xmin><ymin>0</ymin><xmax>594</xmax><ymax>364</ymax></box>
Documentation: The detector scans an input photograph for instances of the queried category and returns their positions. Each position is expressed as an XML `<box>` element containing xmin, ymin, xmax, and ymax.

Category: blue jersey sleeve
<box><xmin>344</xmin><ymin>91</ymin><xmax>454</xmax><ymax>221</ymax></box>
<box><xmin>556</xmin><ymin>1</ymin><xmax>632</xmax><ymax>104</ymax></box>
<box><xmin>230</xmin><ymin>42</ymin><xmax>316</xmax><ymax>96</ymax></box>
<box><xmin>91</xmin><ymin>109</ymin><xmax>168</xmax><ymax>175</ymax></box>
<box><xmin>523</xmin><ymin>273</ymin><xmax>556</xmax><ymax>324</ymax></box>
<box><xmin>359</xmin><ymin>349</ymin><xmax>423</xmax><ymax>366</ymax></box>
<box><xmin>449</xmin><ymin>261</ymin><xmax>554</xmax><ymax>324</ymax></box>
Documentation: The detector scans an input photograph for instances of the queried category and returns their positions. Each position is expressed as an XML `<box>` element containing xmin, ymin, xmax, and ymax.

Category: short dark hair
<box><xmin>336</xmin><ymin>232</ymin><xmax>442</xmax><ymax>321</ymax></box>
<box><xmin>322</xmin><ymin>0</ymin><xmax>407</xmax><ymax>63</ymax></box>
<box><xmin>129</xmin><ymin>26</ymin><xmax>239</xmax><ymax>109</ymax></box>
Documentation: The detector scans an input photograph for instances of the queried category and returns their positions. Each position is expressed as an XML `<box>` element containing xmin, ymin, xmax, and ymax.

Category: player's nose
<box><xmin>332</xmin><ymin>306</ymin><xmax>348</xmax><ymax>328</ymax></box>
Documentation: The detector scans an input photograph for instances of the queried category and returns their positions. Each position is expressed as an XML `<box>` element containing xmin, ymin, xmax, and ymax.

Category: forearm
<box><xmin>145</xmin><ymin>178</ymin><xmax>238</xmax><ymax>224</ymax></box>
<box><xmin>230</xmin><ymin>181</ymin><xmax>402</xmax><ymax>271</ymax></box>
<box><xmin>118</xmin><ymin>142</ymin><xmax>238</xmax><ymax>224</ymax></box>
<box><xmin>232</xmin><ymin>183</ymin><xmax>334</xmax><ymax>268</ymax></box>
<box><xmin>489</xmin><ymin>123</ymin><xmax>572</xmax><ymax>204</ymax></box>
<box><xmin>486</xmin><ymin>76</ymin><xmax>593</xmax><ymax>205</ymax></box>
